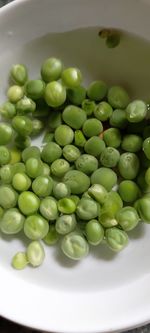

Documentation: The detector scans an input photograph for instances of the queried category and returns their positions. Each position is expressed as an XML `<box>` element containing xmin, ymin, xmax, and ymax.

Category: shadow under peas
<box><xmin>53</xmin><ymin>244</ymin><xmax>79</xmax><ymax>268</ymax></box>
<box><xmin>90</xmin><ymin>242</ymin><xmax>117</xmax><ymax>261</ymax></box>
<box><xmin>0</xmin><ymin>230</ymin><xmax>29</xmax><ymax>247</ymax></box>
<box><xmin>129</xmin><ymin>222</ymin><xmax>146</xmax><ymax>240</ymax></box>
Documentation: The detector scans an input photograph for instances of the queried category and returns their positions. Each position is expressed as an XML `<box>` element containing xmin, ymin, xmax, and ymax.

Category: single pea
<box><xmin>126</xmin><ymin>119</ymin><xmax>146</xmax><ymax>135</ymax></box>
<box><xmin>87</xmin><ymin>80</ymin><xmax>108</xmax><ymax>102</ymax></box>
<box><xmin>48</xmin><ymin>111</ymin><xmax>62</xmax><ymax>130</ymax></box>
<box><xmin>69</xmin><ymin>195</ymin><xmax>80</xmax><ymax>206</ymax></box>
<box><xmin>137</xmin><ymin>170</ymin><xmax>150</xmax><ymax>194</ymax></box>
<box><xmin>10</xmin><ymin>148</ymin><xmax>21</xmax><ymax>164</ymax></box>
<box><xmin>61</xmin><ymin>232</ymin><xmax>89</xmax><ymax>260</ymax></box>
<box><xmin>40</xmin><ymin>196</ymin><xmax>58</xmax><ymax>220</ymax></box>
<box><xmin>51</xmin><ymin>159</ymin><xmax>70</xmax><ymax>178</ymax></box>
<box><xmin>94</xmin><ymin>101</ymin><xmax>113</xmax><ymax>121</ymax></box>
<box><xmin>103</xmin><ymin>128</ymin><xmax>121</xmax><ymax>148</ymax></box>
<box><xmin>118</xmin><ymin>152</ymin><xmax>140</xmax><ymax>180</ymax></box>
<box><xmin>11</xmin><ymin>162</ymin><xmax>26</xmax><ymax>176</ymax></box>
<box><xmin>85</xmin><ymin>219</ymin><xmax>104</xmax><ymax>245</ymax></box>
<box><xmin>0</xmin><ymin>123</ymin><xmax>13</xmax><ymax>145</ymax></box>
<box><xmin>14</xmin><ymin>135</ymin><xmax>31</xmax><ymax>150</ymax></box>
<box><xmin>105</xmin><ymin>227</ymin><xmax>129</xmax><ymax>251</ymax></box>
<box><xmin>88</xmin><ymin>184</ymin><xmax>108</xmax><ymax>204</ymax></box>
<box><xmin>18</xmin><ymin>191</ymin><xmax>40</xmax><ymax>215</ymax></box>
<box><xmin>126</xmin><ymin>100</ymin><xmax>147</xmax><ymax>123</ymax></box>
<box><xmin>41</xmin><ymin>142</ymin><xmax>62</xmax><ymax>164</ymax></box>
<box><xmin>0</xmin><ymin>165</ymin><xmax>13</xmax><ymax>184</ymax></box>
<box><xmin>74</xmin><ymin>130</ymin><xmax>86</xmax><ymax>147</ymax></box>
<box><xmin>106</xmin><ymin>33</ymin><xmax>120</xmax><ymax>48</ymax></box>
<box><xmin>82</xmin><ymin>99</ymin><xmax>96</xmax><ymax>116</ymax></box>
<box><xmin>12</xmin><ymin>252</ymin><xmax>28</xmax><ymax>270</ymax></box>
<box><xmin>10</xmin><ymin>64</ymin><xmax>28</xmax><ymax>85</ymax></box>
<box><xmin>0</xmin><ymin>185</ymin><xmax>18</xmax><ymax>209</ymax></box>
<box><xmin>25</xmin><ymin>158</ymin><xmax>43</xmax><ymax>178</ymax></box>
<box><xmin>45</xmin><ymin>81</ymin><xmax>66</xmax><ymax>107</ymax></box>
<box><xmin>62</xmin><ymin>105</ymin><xmax>87</xmax><ymax>130</ymax></box>
<box><xmin>118</xmin><ymin>180</ymin><xmax>140</xmax><ymax>203</ymax></box>
<box><xmin>100</xmin><ymin>147</ymin><xmax>120</xmax><ymax>167</ymax></box>
<box><xmin>64</xmin><ymin>170</ymin><xmax>90</xmax><ymax>194</ymax></box>
<box><xmin>99</xmin><ymin>213</ymin><xmax>118</xmax><ymax>228</ymax></box>
<box><xmin>135</xmin><ymin>196</ymin><xmax>150</xmax><ymax>223</ymax></box>
<box><xmin>76</xmin><ymin>198</ymin><xmax>98</xmax><ymax>220</ymax></box>
<box><xmin>82</xmin><ymin>118</ymin><xmax>103</xmax><ymax>137</ymax></box>
<box><xmin>42</xmin><ymin>132</ymin><xmax>54</xmax><ymax>144</ymax></box>
<box><xmin>0</xmin><ymin>146</ymin><xmax>11</xmax><ymax>165</ymax></box>
<box><xmin>54</xmin><ymin>124</ymin><xmax>74</xmax><ymax>146</ymax></box>
<box><xmin>0</xmin><ymin>208</ymin><xmax>25</xmax><ymax>234</ymax></box>
<box><xmin>121</xmin><ymin>134</ymin><xmax>142</xmax><ymax>153</ymax></box>
<box><xmin>0</xmin><ymin>101</ymin><xmax>16</xmax><ymax>119</ymax></box>
<box><xmin>24</xmin><ymin>214</ymin><xmax>49</xmax><ymax>240</ymax></box>
<box><xmin>26</xmin><ymin>80</ymin><xmax>45</xmax><ymax>100</ymax></box>
<box><xmin>107</xmin><ymin>86</ymin><xmax>130</xmax><ymax>109</ymax></box>
<box><xmin>75</xmin><ymin>154</ymin><xmax>98</xmax><ymax>175</ymax></box>
<box><xmin>26</xmin><ymin>241</ymin><xmax>45</xmax><ymax>267</ymax></box>
<box><xmin>58</xmin><ymin>198</ymin><xmax>76</xmax><ymax>214</ymax></box>
<box><xmin>16</xmin><ymin>96</ymin><xmax>36</xmax><ymax>114</ymax></box>
<box><xmin>91</xmin><ymin>167</ymin><xmax>117</xmax><ymax>191</ymax></box>
<box><xmin>101</xmin><ymin>191</ymin><xmax>123</xmax><ymax>217</ymax></box>
<box><xmin>67</xmin><ymin>86</ymin><xmax>86</xmax><ymax>106</ymax></box>
<box><xmin>0</xmin><ymin>207</ymin><xmax>4</xmax><ymax>218</ymax></box>
<box><xmin>43</xmin><ymin>225</ymin><xmax>59</xmax><ymax>245</ymax></box>
<box><xmin>116</xmin><ymin>206</ymin><xmax>140</xmax><ymax>231</ymax></box>
<box><xmin>22</xmin><ymin>146</ymin><xmax>41</xmax><ymax>163</ymax></box>
<box><xmin>56</xmin><ymin>214</ymin><xmax>77</xmax><ymax>235</ymax></box>
<box><xmin>12</xmin><ymin>172</ymin><xmax>31</xmax><ymax>192</ymax></box>
<box><xmin>63</xmin><ymin>145</ymin><xmax>80</xmax><ymax>162</ymax></box>
<box><xmin>12</xmin><ymin>115</ymin><xmax>33</xmax><ymax>137</ymax></box>
<box><xmin>41</xmin><ymin>163</ymin><xmax>50</xmax><ymax>177</ymax></box>
<box><xmin>84</xmin><ymin>136</ymin><xmax>105</xmax><ymax>157</ymax></box>
<box><xmin>32</xmin><ymin>176</ymin><xmax>53</xmax><ymax>197</ymax></box>
<box><xmin>109</xmin><ymin>109</ymin><xmax>128</xmax><ymax>129</ymax></box>
<box><xmin>143</xmin><ymin>137</ymin><xmax>150</xmax><ymax>160</ymax></box>
<box><xmin>7</xmin><ymin>85</ymin><xmax>24</xmax><ymax>103</ymax></box>
<box><xmin>61</xmin><ymin>67</ymin><xmax>82</xmax><ymax>88</ymax></box>
<box><xmin>41</xmin><ymin>57</ymin><xmax>63</xmax><ymax>82</ymax></box>
<box><xmin>143</xmin><ymin>126</ymin><xmax>150</xmax><ymax>139</ymax></box>
<box><xmin>53</xmin><ymin>182</ymin><xmax>71</xmax><ymax>199</ymax></box>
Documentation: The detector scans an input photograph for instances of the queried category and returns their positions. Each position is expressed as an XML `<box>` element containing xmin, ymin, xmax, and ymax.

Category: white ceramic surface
<box><xmin>1</xmin><ymin>0</ymin><xmax>150</xmax><ymax>332</ymax></box>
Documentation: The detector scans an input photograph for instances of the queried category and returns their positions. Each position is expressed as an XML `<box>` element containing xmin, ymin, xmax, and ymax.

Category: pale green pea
<box><xmin>116</xmin><ymin>206</ymin><xmax>140</xmax><ymax>231</ymax></box>
<box><xmin>76</xmin><ymin>198</ymin><xmax>98</xmax><ymax>220</ymax></box>
<box><xmin>7</xmin><ymin>85</ymin><xmax>24</xmax><ymax>103</ymax></box>
<box><xmin>0</xmin><ymin>208</ymin><xmax>25</xmax><ymax>234</ymax></box>
<box><xmin>40</xmin><ymin>196</ymin><xmax>58</xmax><ymax>220</ymax></box>
<box><xmin>43</xmin><ymin>225</ymin><xmax>59</xmax><ymax>245</ymax></box>
<box><xmin>105</xmin><ymin>227</ymin><xmax>129</xmax><ymax>252</ymax></box>
<box><xmin>88</xmin><ymin>184</ymin><xmax>108</xmax><ymax>204</ymax></box>
<box><xmin>24</xmin><ymin>214</ymin><xmax>49</xmax><ymax>240</ymax></box>
<box><xmin>56</xmin><ymin>214</ymin><xmax>77</xmax><ymax>235</ymax></box>
<box><xmin>61</xmin><ymin>232</ymin><xmax>89</xmax><ymax>260</ymax></box>
<box><xmin>26</xmin><ymin>241</ymin><xmax>45</xmax><ymax>267</ymax></box>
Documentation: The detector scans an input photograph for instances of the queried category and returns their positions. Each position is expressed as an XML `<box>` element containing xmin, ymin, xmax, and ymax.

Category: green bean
<box><xmin>0</xmin><ymin>208</ymin><xmax>25</xmax><ymax>234</ymax></box>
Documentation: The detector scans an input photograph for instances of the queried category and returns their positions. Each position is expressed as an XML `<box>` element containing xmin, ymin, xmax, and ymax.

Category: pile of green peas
<box><xmin>0</xmin><ymin>57</ymin><xmax>150</xmax><ymax>270</ymax></box>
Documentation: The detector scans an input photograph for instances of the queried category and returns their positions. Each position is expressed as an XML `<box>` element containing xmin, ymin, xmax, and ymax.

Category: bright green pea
<box><xmin>12</xmin><ymin>172</ymin><xmax>31</xmax><ymax>192</ymax></box>
<box><xmin>87</xmin><ymin>80</ymin><xmax>108</xmax><ymax>102</ymax></box>
<box><xmin>75</xmin><ymin>154</ymin><xmax>98</xmax><ymax>175</ymax></box>
<box><xmin>10</xmin><ymin>64</ymin><xmax>28</xmax><ymax>85</ymax></box>
<box><xmin>24</xmin><ymin>214</ymin><xmax>49</xmax><ymax>240</ymax></box>
<box><xmin>82</xmin><ymin>99</ymin><xmax>96</xmax><ymax>116</ymax></box>
<box><xmin>14</xmin><ymin>135</ymin><xmax>31</xmax><ymax>150</ymax></box>
<box><xmin>0</xmin><ymin>123</ymin><xmax>13</xmax><ymax>145</ymax></box>
<box><xmin>134</xmin><ymin>196</ymin><xmax>150</xmax><ymax>223</ymax></box>
<box><xmin>25</xmin><ymin>158</ymin><xmax>43</xmax><ymax>178</ymax></box>
<box><xmin>26</xmin><ymin>241</ymin><xmax>45</xmax><ymax>267</ymax></box>
<box><xmin>12</xmin><ymin>252</ymin><xmax>28</xmax><ymax>270</ymax></box>
<box><xmin>91</xmin><ymin>167</ymin><xmax>117</xmax><ymax>191</ymax></box>
<box><xmin>45</xmin><ymin>81</ymin><xmax>66</xmax><ymax>107</ymax></box>
<box><xmin>100</xmin><ymin>147</ymin><xmax>120</xmax><ymax>167</ymax></box>
<box><xmin>43</xmin><ymin>224</ymin><xmax>59</xmax><ymax>245</ymax></box>
<box><xmin>107</xmin><ymin>86</ymin><xmax>130</xmax><ymax>109</ymax></box>
<box><xmin>64</xmin><ymin>170</ymin><xmax>90</xmax><ymax>194</ymax></box>
<box><xmin>61</xmin><ymin>232</ymin><xmax>89</xmax><ymax>260</ymax></box>
<box><xmin>48</xmin><ymin>111</ymin><xmax>62</xmax><ymax>130</ymax></box>
<box><xmin>40</xmin><ymin>196</ymin><xmax>58</xmax><ymax>220</ymax></box>
<box><xmin>16</xmin><ymin>96</ymin><xmax>36</xmax><ymax>114</ymax></box>
<box><xmin>32</xmin><ymin>176</ymin><xmax>53</xmax><ymax>197</ymax></box>
<box><xmin>61</xmin><ymin>67</ymin><xmax>82</xmax><ymax>88</ymax></box>
<box><xmin>76</xmin><ymin>198</ymin><xmax>98</xmax><ymax>220</ymax></box>
<box><xmin>12</xmin><ymin>115</ymin><xmax>33</xmax><ymax>137</ymax></box>
<box><xmin>105</xmin><ymin>227</ymin><xmax>129</xmax><ymax>252</ymax></box>
<box><xmin>143</xmin><ymin>137</ymin><xmax>150</xmax><ymax>160</ymax></box>
<box><xmin>85</xmin><ymin>219</ymin><xmax>104</xmax><ymax>245</ymax></box>
<box><xmin>0</xmin><ymin>146</ymin><xmax>11</xmax><ymax>166</ymax></box>
<box><xmin>88</xmin><ymin>184</ymin><xmax>108</xmax><ymax>204</ymax></box>
<box><xmin>121</xmin><ymin>134</ymin><xmax>142</xmax><ymax>152</ymax></box>
<box><xmin>51</xmin><ymin>159</ymin><xmax>70</xmax><ymax>177</ymax></box>
<box><xmin>0</xmin><ymin>185</ymin><xmax>18</xmax><ymax>209</ymax></box>
<box><xmin>103</xmin><ymin>128</ymin><xmax>121</xmax><ymax>148</ymax></box>
<box><xmin>84</xmin><ymin>136</ymin><xmax>105</xmax><ymax>157</ymax></box>
<box><xmin>118</xmin><ymin>180</ymin><xmax>140</xmax><ymax>203</ymax></box>
<box><xmin>0</xmin><ymin>208</ymin><xmax>25</xmax><ymax>234</ymax></box>
<box><xmin>7</xmin><ymin>85</ymin><xmax>24</xmax><ymax>103</ymax></box>
<box><xmin>74</xmin><ymin>130</ymin><xmax>86</xmax><ymax>147</ymax></box>
<box><xmin>18</xmin><ymin>191</ymin><xmax>40</xmax><ymax>215</ymax></box>
<box><xmin>41</xmin><ymin>57</ymin><xmax>63</xmax><ymax>82</ymax></box>
<box><xmin>53</xmin><ymin>182</ymin><xmax>71</xmax><ymax>199</ymax></box>
<box><xmin>58</xmin><ymin>198</ymin><xmax>76</xmax><ymax>214</ymax></box>
<box><xmin>67</xmin><ymin>86</ymin><xmax>86</xmax><ymax>105</ymax></box>
<box><xmin>126</xmin><ymin>100</ymin><xmax>147</xmax><ymax>123</ymax></box>
<box><xmin>41</xmin><ymin>163</ymin><xmax>50</xmax><ymax>177</ymax></box>
<box><xmin>116</xmin><ymin>206</ymin><xmax>140</xmax><ymax>231</ymax></box>
<box><xmin>62</xmin><ymin>105</ymin><xmax>87</xmax><ymax>130</ymax></box>
<box><xmin>63</xmin><ymin>145</ymin><xmax>80</xmax><ymax>162</ymax></box>
<box><xmin>41</xmin><ymin>142</ymin><xmax>62</xmax><ymax>164</ymax></box>
<box><xmin>22</xmin><ymin>146</ymin><xmax>41</xmax><ymax>163</ymax></box>
<box><xmin>54</xmin><ymin>125</ymin><xmax>74</xmax><ymax>146</ymax></box>
<box><xmin>26</xmin><ymin>80</ymin><xmax>45</xmax><ymax>100</ymax></box>
<box><xmin>109</xmin><ymin>109</ymin><xmax>128</xmax><ymax>129</ymax></box>
<box><xmin>118</xmin><ymin>152</ymin><xmax>140</xmax><ymax>180</ymax></box>
<box><xmin>56</xmin><ymin>214</ymin><xmax>77</xmax><ymax>235</ymax></box>
<box><xmin>0</xmin><ymin>101</ymin><xmax>16</xmax><ymax>119</ymax></box>
<box><xmin>82</xmin><ymin>118</ymin><xmax>103</xmax><ymax>137</ymax></box>
<box><xmin>94</xmin><ymin>101</ymin><xmax>113</xmax><ymax>121</ymax></box>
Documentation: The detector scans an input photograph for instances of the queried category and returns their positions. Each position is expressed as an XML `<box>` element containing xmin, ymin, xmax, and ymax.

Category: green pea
<box><xmin>24</xmin><ymin>214</ymin><xmax>49</xmax><ymax>240</ymax></box>
<box><xmin>0</xmin><ymin>208</ymin><xmax>25</xmax><ymax>234</ymax></box>
<box><xmin>0</xmin><ymin>101</ymin><xmax>16</xmax><ymax>119</ymax></box>
<box><xmin>109</xmin><ymin>109</ymin><xmax>128</xmax><ymax>129</ymax></box>
<box><xmin>0</xmin><ymin>185</ymin><xmax>18</xmax><ymax>209</ymax></box>
<box><xmin>61</xmin><ymin>67</ymin><xmax>82</xmax><ymax>88</ymax></box>
<box><xmin>103</xmin><ymin>128</ymin><xmax>121</xmax><ymax>148</ymax></box>
<box><xmin>51</xmin><ymin>159</ymin><xmax>70</xmax><ymax>178</ymax></box>
<box><xmin>94</xmin><ymin>101</ymin><xmax>113</xmax><ymax>121</ymax></box>
<box><xmin>0</xmin><ymin>165</ymin><xmax>13</xmax><ymax>184</ymax></box>
<box><xmin>45</xmin><ymin>81</ymin><xmax>66</xmax><ymax>107</ymax></box>
<box><xmin>69</xmin><ymin>195</ymin><xmax>80</xmax><ymax>206</ymax></box>
<box><xmin>101</xmin><ymin>191</ymin><xmax>123</xmax><ymax>217</ymax></box>
<box><xmin>107</xmin><ymin>86</ymin><xmax>130</xmax><ymax>109</ymax></box>
<box><xmin>118</xmin><ymin>152</ymin><xmax>140</xmax><ymax>180</ymax></box>
<box><xmin>74</xmin><ymin>130</ymin><xmax>86</xmax><ymax>147</ymax></box>
<box><xmin>42</xmin><ymin>132</ymin><xmax>54</xmax><ymax>144</ymax></box>
<box><xmin>32</xmin><ymin>119</ymin><xmax>45</xmax><ymax>138</ymax></box>
<box><xmin>116</xmin><ymin>206</ymin><xmax>140</xmax><ymax>231</ymax></box>
<box><xmin>7</xmin><ymin>85</ymin><xmax>24</xmax><ymax>103</ymax></box>
<box><xmin>14</xmin><ymin>135</ymin><xmax>31</xmax><ymax>150</ymax></box>
<box><xmin>100</xmin><ymin>147</ymin><xmax>120</xmax><ymax>167</ymax></box>
<box><xmin>75</xmin><ymin>154</ymin><xmax>98</xmax><ymax>175</ymax></box>
<box><xmin>41</xmin><ymin>163</ymin><xmax>50</xmax><ymax>177</ymax></box>
<box><xmin>67</xmin><ymin>86</ymin><xmax>86</xmax><ymax>105</ymax></box>
<box><xmin>82</xmin><ymin>118</ymin><xmax>103</xmax><ymax>137</ymax></box>
<box><xmin>0</xmin><ymin>146</ymin><xmax>11</xmax><ymax>166</ymax></box>
<box><xmin>26</xmin><ymin>241</ymin><xmax>45</xmax><ymax>267</ymax></box>
<box><xmin>87</xmin><ymin>80</ymin><xmax>108</xmax><ymax>102</ymax></box>
<box><xmin>53</xmin><ymin>182</ymin><xmax>71</xmax><ymax>199</ymax></box>
<box><xmin>84</xmin><ymin>136</ymin><xmax>105</xmax><ymax>157</ymax></box>
<box><xmin>143</xmin><ymin>137</ymin><xmax>150</xmax><ymax>160</ymax></box>
<box><xmin>88</xmin><ymin>184</ymin><xmax>108</xmax><ymax>204</ymax></box>
<box><xmin>12</xmin><ymin>172</ymin><xmax>31</xmax><ymax>192</ymax></box>
<box><xmin>10</xmin><ymin>64</ymin><xmax>28</xmax><ymax>85</ymax></box>
<box><xmin>121</xmin><ymin>134</ymin><xmax>142</xmax><ymax>153</ymax></box>
<box><xmin>99</xmin><ymin>213</ymin><xmax>118</xmax><ymax>228</ymax></box>
<box><xmin>82</xmin><ymin>99</ymin><xmax>96</xmax><ymax>116</ymax></box>
<box><xmin>12</xmin><ymin>252</ymin><xmax>28</xmax><ymax>270</ymax></box>
<box><xmin>48</xmin><ymin>111</ymin><xmax>62</xmax><ymax>130</ymax></box>
<box><xmin>41</xmin><ymin>57</ymin><xmax>63</xmax><ymax>82</ymax></box>
<box><xmin>62</xmin><ymin>105</ymin><xmax>87</xmax><ymax>129</ymax></box>
<box><xmin>64</xmin><ymin>170</ymin><xmax>90</xmax><ymax>194</ymax></box>
<box><xmin>41</xmin><ymin>142</ymin><xmax>62</xmax><ymax>164</ymax></box>
<box><xmin>63</xmin><ymin>145</ymin><xmax>80</xmax><ymax>162</ymax></box>
<box><xmin>61</xmin><ymin>232</ymin><xmax>89</xmax><ymax>260</ymax></box>
<box><xmin>32</xmin><ymin>176</ymin><xmax>53</xmax><ymax>197</ymax></box>
<box><xmin>105</xmin><ymin>227</ymin><xmax>129</xmax><ymax>251</ymax></box>
<box><xmin>18</xmin><ymin>191</ymin><xmax>40</xmax><ymax>215</ymax></box>
<box><xmin>54</xmin><ymin>124</ymin><xmax>74</xmax><ymax>146</ymax></box>
<box><xmin>76</xmin><ymin>198</ymin><xmax>98</xmax><ymax>220</ymax></box>
<box><xmin>43</xmin><ymin>225</ymin><xmax>59</xmax><ymax>245</ymax></box>
<box><xmin>22</xmin><ymin>146</ymin><xmax>41</xmax><ymax>163</ymax></box>
<box><xmin>58</xmin><ymin>198</ymin><xmax>76</xmax><ymax>214</ymax></box>
<box><xmin>118</xmin><ymin>180</ymin><xmax>140</xmax><ymax>203</ymax></box>
<box><xmin>26</xmin><ymin>80</ymin><xmax>45</xmax><ymax>100</ymax></box>
<box><xmin>137</xmin><ymin>170</ymin><xmax>150</xmax><ymax>194</ymax></box>
<box><xmin>25</xmin><ymin>158</ymin><xmax>43</xmax><ymax>178</ymax></box>
<box><xmin>12</xmin><ymin>115</ymin><xmax>33</xmax><ymax>137</ymax></box>
<box><xmin>11</xmin><ymin>162</ymin><xmax>26</xmax><ymax>176</ymax></box>
<box><xmin>135</xmin><ymin>196</ymin><xmax>150</xmax><ymax>223</ymax></box>
<box><xmin>16</xmin><ymin>96</ymin><xmax>36</xmax><ymax>114</ymax></box>
<box><xmin>56</xmin><ymin>214</ymin><xmax>77</xmax><ymax>235</ymax></box>
<box><xmin>40</xmin><ymin>196</ymin><xmax>58</xmax><ymax>220</ymax></box>
<box><xmin>126</xmin><ymin>100</ymin><xmax>147</xmax><ymax>123</ymax></box>
<box><xmin>91</xmin><ymin>167</ymin><xmax>117</xmax><ymax>191</ymax></box>
<box><xmin>10</xmin><ymin>148</ymin><xmax>21</xmax><ymax>164</ymax></box>
<box><xmin>85</xmin><ymin>219</ymin><xmax>104</xmax><ymax>245</ymax></box>
<box><xmin>0</xmin><ymin>123</ymin><xmax>13</xmax><ymax>145</ymax></box>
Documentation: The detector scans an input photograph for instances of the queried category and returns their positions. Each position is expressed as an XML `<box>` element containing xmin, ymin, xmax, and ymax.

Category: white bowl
<box><xmin>1</xmin><ymin>0</ymin><xmax>150</xmax><ymax>332</ymax></box>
